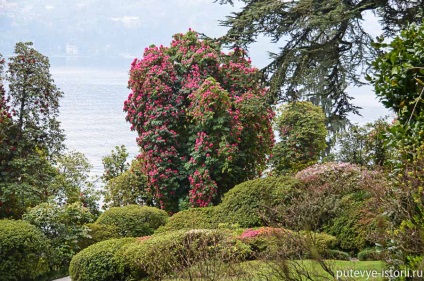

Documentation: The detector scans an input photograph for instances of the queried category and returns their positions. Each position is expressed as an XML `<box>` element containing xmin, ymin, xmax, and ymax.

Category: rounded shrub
<box><xmin>78</xmin><ymin>223</ymin><xmax>121</xmax><ymax>249</ymax></box>
<box><xmin>96</xmin><ymin>205</ymin><xmax>168</xmax><ymax>237</ymax></box>
<box><xmin>278</xmin><ymin>162</ymin><xmax>389</xmax><ymax>249</ymax></box>
<box><xmin>69</xmin><ymin>238</ymin><xmax>135</xmax><ymax>281</ymax></box>
<box><xmin>119</xmin><ymin>229</ymin><xmax>251</xmax><ymax>280</ymax></box>
<box><xmin>156</xmin><ymin>207</ymin><xmax>220</xmax><ymax>233</ymax></box>
<box><xmin>217</xmin><ymin>176</ymin><xmax>303</xmax><ymax>228</ymax></box>
<box><xmin>0</xmin><ymin>219</ymin><xmax>50</xmax><ymax>281</ymax></box>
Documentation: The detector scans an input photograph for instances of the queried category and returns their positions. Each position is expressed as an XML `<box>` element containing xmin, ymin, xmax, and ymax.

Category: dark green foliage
<box><xmin>218</xmin><ymin>0</ymin><xmax>424</xmax><ymax>125</ymax></box>
<box><xmin>323</xmin><ymin>196</ymin><xmax>368</xmax><ymax>253</ymax></box>
<box><xmin>69</xmin><ymin>238</ymin><xmax>135</xmax><ymax>281</ymax></box>
<box><xmin>78</xmin><ymin>223</ymin><xmax>121</xmax><ymax>249</ymax></box>
<box><xmin>0</xmin><ymin>219</ymin><xmax>50</xmax><ymax>281</ymax></box>
<box><xmin>156</xmin><ymin>207</ymin><xmax>220</xmax><ymax>233</ymax></box>
<box><xmin>218</xmin><ymin>176</ymin><xmax>303</xmax><ymax>228</ymax></box>
<box><xmin>272</xmin><ymin>101</ymin><xmax>327</xmax><ymax>174</ymax></box>
<box><xmin>96</xmin><ymin>205</ymin><xmax>168</xmax><ymax>237</ymax></box>
<box><xmin>370</xmin><ymin>23</ymin><xmax>424</xmax><ymax>126</ymax></box>
<box><xmin>0</xmin><ymin>42</ymin><xmax>65</xmax><ymax>218</ymax></box>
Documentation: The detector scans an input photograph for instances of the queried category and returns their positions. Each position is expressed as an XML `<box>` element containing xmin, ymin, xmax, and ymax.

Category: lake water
<box><xmin>52</xmin><ymin>65</ymin><xmax>139</xmax><ymax>178</ymax></box>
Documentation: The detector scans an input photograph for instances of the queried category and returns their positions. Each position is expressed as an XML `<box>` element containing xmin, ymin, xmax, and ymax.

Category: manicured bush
<box><xmin>69</xmin><ymin>238</ymin><xmax>135</xmax><ymax>281</ymax></box>
<box><xmin>119</xmin><ymin>229</ymin><xmax>251</xmax><ymax>280</ymax></box>
<box><xmin>155</xmin><ymin>207</ymin><xmax>220</xmax><ymax>233</ymax></box>
<box><xmin>78</xmin><ymin>223</ymin><xmax>121</xmax><ymax>249</ymax></box>
<box><xmin>217</xmin><ymin>176</ymin><xmax>303</xmax><ymax>228</ymax></box>
<box><xmin>0</xmin><ymin>219</ymin><xmax>50</xmax><ymax>281</ymax></box>
<box><xmin>96</xmin><ymin>205</ymin><xmax>168</xmax><ymax>237</ymax></box>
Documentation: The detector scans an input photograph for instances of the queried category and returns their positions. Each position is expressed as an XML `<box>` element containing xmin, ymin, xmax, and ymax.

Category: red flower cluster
<box><xmin>124</xmin><ymin>30</ymin><xmax>274</xmax><ymax>212</ymax></box>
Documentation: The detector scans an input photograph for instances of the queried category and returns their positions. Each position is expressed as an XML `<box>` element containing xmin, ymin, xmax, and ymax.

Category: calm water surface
<box><xmin>52</xmin><ymin>66</ymin><xmax>139</xmax><ymax>178</ymax></box>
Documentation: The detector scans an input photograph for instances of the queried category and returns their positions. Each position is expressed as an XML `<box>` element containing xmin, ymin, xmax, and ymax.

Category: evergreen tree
<box><xmin>217</xmin><ymin>0</ymin><xmax>424</xmax><ymax>127</ymax></box>
<box><xmin>0</xmin><ymin>42</ymin><xmax>65</xmax><ymax>218</ymax></box>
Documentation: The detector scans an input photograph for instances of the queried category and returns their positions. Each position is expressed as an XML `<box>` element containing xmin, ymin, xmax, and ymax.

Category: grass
<box><xmin>164</xmin><ymin>259</ymin><xmax>386</xmax><ymax>281</ymax></box>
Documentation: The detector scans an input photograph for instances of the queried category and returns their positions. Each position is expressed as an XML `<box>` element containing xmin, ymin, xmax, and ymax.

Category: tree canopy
<box><xmin>217</xmin><ymin>0</ymin><xmax>424</xmax><ymax>127</ymax></box>
<box><xmin>124</xmin><ymin>30</ymin><xmax>274</xmax><ymax>212</ymax></box>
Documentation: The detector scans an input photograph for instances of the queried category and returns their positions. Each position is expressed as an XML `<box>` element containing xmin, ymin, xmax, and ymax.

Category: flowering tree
<box><xmin>124</xmin><ymin>30</ymin><xmax>274</xmax><ymax>212</ymax></box>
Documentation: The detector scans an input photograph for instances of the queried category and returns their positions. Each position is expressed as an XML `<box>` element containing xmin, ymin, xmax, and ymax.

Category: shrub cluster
<box><xmin>96</xmin><ymin>205</ymin><xmax>168</xmax><ymax>237</ymax></box>
<box><xmin>70</xmin><ymin>229</ymin><xmax>250</xmax><ymax>281</ymax></box>
<box><xmin>0</xmin><ymin>219</ymin><xmax>50</xmax><ymax>281</ymax></box>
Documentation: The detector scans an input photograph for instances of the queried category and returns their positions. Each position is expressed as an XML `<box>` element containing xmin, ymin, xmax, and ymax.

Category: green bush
<box><xmin>357</xmin><ymin>248</ymin><xmax>385</xmax><ymax>261</ymax></box>
<box><xmin>324</xmin><ymin>249</ymin><xmax>351</xmax><ymax>261</ymax></box>
<box><xmin>96</xmin><ymin>205</ymin><xmax>168</xmax><ymax>237</ymax></box>
<box><xmin>78</xmin><ymin>223</ymin><xmax>121</xmax><ymax>249</ymax></box>
<box><xmin>69</xmin><ymin>238</ymin><xmax>135</xmax><ymax>281</ymax></box>
<box><xmin>156</xmin><ymin>207</ymin><xmax>220</xmax><ymax>233</ymax></box>
<box><xmin>120</xmin><ymin>229</ymin><xmax>251</xmax><ymax>280</ymax></box>
<box><xmin>217</xmin><ymin>176</ymin><xmax>303</xmax><ymax>228</ymax></box>
<box><xmin>0</xmin><ymin>219</ymin><xmax>50</xmax><ymax>281</ymax></box>
<box><xmin>238</xmin><ymin>228</ymin><xmax>337</xmax><ymax>260</ymax></box>
<box><xmin>323</xmin><ymin>195</ymin><xmax>368</xmax><ymax>252</ymax></box>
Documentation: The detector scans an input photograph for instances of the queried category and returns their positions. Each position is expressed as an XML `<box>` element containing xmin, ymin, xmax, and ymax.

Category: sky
<box><xmin>0</xmin><ymin>0</ymin><xmax>390</xmax><ymax>124</ymax></box>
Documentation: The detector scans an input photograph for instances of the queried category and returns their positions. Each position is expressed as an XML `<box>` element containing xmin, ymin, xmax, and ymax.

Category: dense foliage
<box><xmin>124</xmin><ymin>30</ymin><xmax>274</xmax><ymax>212</ymax></box>
<box><xmin>0</xmin><ymin>219</ymin><xmax>50</xmax><ymax>280</ymax></box>
<box><xmin>218</xmin><ymin>0</ymin><xmax>424</xmax><ymax>127</ymax></box>
<box><xmin>69</xmin><ymin>238</ymin><xmax>135</xmax><ymax>281</ymax></box>
<box><xmin>218</xmin><ymin>176</ymin><xmax>303</xmax><ymax>228</ymax></box>
<box><xmin>0</xmin><ymin>42</ymin><xmax>65</xmax><ymax>218</ymax></box>
<box><xmin>271</xmin><ymin>101</ymin><xmax>327</xmax><ymax>174</ymax></box>
<box><xmin>95</xmin><ymin>205</ymin><xmax>168</xmax><ymax>237</ymax></box>
<box><xmin>334</xmin><ymin>118</ymin><xmax>391</xmax><ymax>167</ymax></box>
<box><xmin>23</xmin><ymin>201</ymin><xmax>94</xmax><ymax>270</ymax></box>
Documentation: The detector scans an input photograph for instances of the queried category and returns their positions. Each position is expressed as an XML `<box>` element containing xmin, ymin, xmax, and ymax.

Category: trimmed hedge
<box><xmin>96</xmin><ymin>205</ymin><xmax>168</xmax><ymax>237</ymax></box>
<box><xmin>70</xmin><ymin>229</ymin><xmax>250</xmax><ymax>281</ymax></box>
<box><xmin>156</xmin><ymin>207</ymin><xmax>220</xmax><ymax>233</ymax></box>
<box><xmin>0</xmin><ymin>219</ymin><xmax>50</xmax><ymax>281</ymax></box>
<box><xmin>217</xmin><ymin>176</ymin><xmax>303</xmax><ymax>228</ymax></box>
<box><xmin>120</xmin><ymin>229</ymin><xmax>251</xmax><ymax>280</ymax></box>
<box><xmin>69</xmin><ymin>238</ymin><xmax>135</xmax><ymax>281</ymax></box>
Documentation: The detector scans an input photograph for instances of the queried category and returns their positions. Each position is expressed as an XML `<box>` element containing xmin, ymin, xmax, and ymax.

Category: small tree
<box><xmin>271</xmin><ymin>101</ymin><xmax>327</xmax><ymax>174</ymax></box>
<box><xmin>124</xmin><ymin>30</ymin><xmax>274</xmax><ymax>212</ymax></box>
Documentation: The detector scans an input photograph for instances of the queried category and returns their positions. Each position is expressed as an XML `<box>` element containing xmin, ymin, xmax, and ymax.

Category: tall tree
<box><xmin>6</xmin><ymin>42</ymin><xmax>64</xmax><ymax>157</ymax></box>
<box><xmin>0</xmin><ymin>42</ymin><xmax>65</xmax><ymax>218</ymax></box>
<box><xmin>124</xmin><ymin>30</ymin><xmax>274</xmax><ymax>212</ymax></box>
<box><xmin>217</xmin><ymin>0</ymin><xmax>424</xmax><ymax>127</ymax></box>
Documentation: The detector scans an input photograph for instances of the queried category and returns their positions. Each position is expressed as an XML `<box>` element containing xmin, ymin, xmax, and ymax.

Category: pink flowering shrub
<box><xmin>124</xmin><ymin>30</ymin><xmax>274</xmax><ymax>212</ymax></box>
